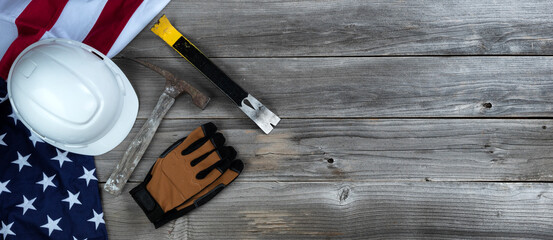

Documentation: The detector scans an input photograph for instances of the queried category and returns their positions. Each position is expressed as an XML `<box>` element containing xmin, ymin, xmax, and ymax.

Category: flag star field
<box><xmin>0</xmin><ymin>79</ymin><xmax>107</xmax><ymax>239</ymax></box>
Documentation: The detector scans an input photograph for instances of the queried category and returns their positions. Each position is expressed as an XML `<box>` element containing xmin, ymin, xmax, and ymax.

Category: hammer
<box><xmin>104</xmin><ymin>58</ymin><xmax>210</xmax><ymax>196</ymax></box>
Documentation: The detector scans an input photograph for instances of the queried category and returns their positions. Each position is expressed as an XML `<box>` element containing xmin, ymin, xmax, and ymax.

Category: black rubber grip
<box><xmin>173</xmin><ymin>37</ymin><xmax>248</xmax><ymax>105</ymax></box>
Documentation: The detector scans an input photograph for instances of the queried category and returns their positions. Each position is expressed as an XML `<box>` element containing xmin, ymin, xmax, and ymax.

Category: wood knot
<box><xmin>338</xmin><ymin>186</ymin><xmax>350</xmax><ymax>203</ymax></box>
<box><xmin>482</xmin><ymin>102</ymin><xmax>492</xmax><ymax>109</ymax></box>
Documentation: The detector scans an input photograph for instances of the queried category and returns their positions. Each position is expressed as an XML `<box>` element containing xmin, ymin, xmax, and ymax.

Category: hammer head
<box><xmin>125</xmin><ymin>57</ymin><xmax>210</xmax><ymax>109</ymax></box>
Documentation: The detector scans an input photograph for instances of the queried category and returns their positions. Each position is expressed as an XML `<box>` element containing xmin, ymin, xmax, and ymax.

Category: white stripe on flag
<box><xmin>106</xmin><ymin>0</ymin><xmax>171</xmax><ymax>57</ymax></box>
<box><xmin>0</xmin><ymin>0</ymin><xmax>32</xmax><ymax>59</ymax></box>
<box><xmin>0</xmin><ymin>0</ymin><xmax>170</xmax><ymax>62</ymax></box>
<box><xmin>41</xmin><ymin>0</ymin><xmax>109</xmax><ymax>42</ymax></box>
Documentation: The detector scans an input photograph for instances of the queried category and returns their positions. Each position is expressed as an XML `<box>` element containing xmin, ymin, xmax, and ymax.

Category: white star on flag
<box><xmin>41</xmin><ymin>215</ymin><xmax>62</xmax><ymax>236</ymax></box>
<box><xmin>16</xmin><ymin>195</ymin><xmax>37</xmax><ymax>215</ymax></box>
<box><xmin>51</xmin><ymin>149</ymin><xmax>73</xmax><ymax>168</ymax></box>
<box><xmin>36</xmin><ymin>173</ymin><xmax>56</xmax><ymax>192</ymax></box>
<box><xmin>0</xmin><ymin>180</ymin><xmax>10</xmax><ymax>195</ymax></box>
<box><xmin>0</xmin><ymin>133</ymin><xmax>7</xmax><ymax>146</ymax></box>
<box><xmin>7</xmin><ymin>111</ymin><xmax>19</xmax><ymax>125</ymax></box>
<box><xmin>0</xmin><ymin>94</ymin><xmax>7</xmax><ymax>104</ymax></box>
<box><xmin>0</xmin><ymin>221</ymin><xmax>15</xmax><ymax>239</ymax></box>
<box><xmin>79</xmin><ymin>167</ymin><xmax>98</xmax><ymax>186</ymax></box>
<box><xmin>11</xmin><ymin>151</ymin><xmax>31</xmax><ymax>172</ymax></box>
<box><xmin>62</xmin><ymin>190</ymin><xmax>82</xmax><ymax>210</ymax></box>
<box><xmin>28</xmin><ymin>131</ymin><xmax>44</xmax><ymax>147</ymax></box>
<box><xmin>87</xmin><ymin>210</ymin><xmax>105</xmax><ymax>230</ymax></box>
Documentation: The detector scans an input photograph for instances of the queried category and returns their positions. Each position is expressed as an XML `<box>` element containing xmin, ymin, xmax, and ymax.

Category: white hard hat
<box><xmin>7</xmin><ymin>38</ymin><xmax>139</xmax><ymax>156</ymax></box>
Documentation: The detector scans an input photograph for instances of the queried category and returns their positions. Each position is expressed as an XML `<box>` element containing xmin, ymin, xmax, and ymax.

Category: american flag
<box><xmin>0</xmin><ymin>0</ymin><xmax>170</xmax><ymax>79</ymax></box>
<box><xmin>0</xmin><ymin>79</ymin><xmax>107</xmax><ymax>239</ymax></box>
<box><xmin>0</xmin><ymin>0</ymin><xmax>171</xmax><ymax>239</ymax></box>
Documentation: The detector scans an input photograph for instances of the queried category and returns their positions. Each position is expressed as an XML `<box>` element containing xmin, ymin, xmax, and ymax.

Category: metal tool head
<box><xmin>124</xmin><ymin>57</ymin><xmax>210</xmax><ymax>109</ymax></box>
<box><xmin>238</xmin><ymin>94</ymin><xmax>280</xmax><ymax>134</ymax></box>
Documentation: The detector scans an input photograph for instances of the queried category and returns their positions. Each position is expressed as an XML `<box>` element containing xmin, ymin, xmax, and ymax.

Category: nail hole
<box><xmin>543</xmin><ymin>126</ymin><xmax>547</xmax><ymax>129</ymax></box>
<box><xmin>243</xmin><ymin>99</ymin><xmax>254</xmax><ymax>109</ymax></box>
<box><xmin>327</xmin><ymin>158</ymin><xmax>334</xmax><ymax>164</ymax></box>
<box><xmin>482</xmin><ymin>102</ymin><xmax>492</xmax><ymax>108</ymax></box>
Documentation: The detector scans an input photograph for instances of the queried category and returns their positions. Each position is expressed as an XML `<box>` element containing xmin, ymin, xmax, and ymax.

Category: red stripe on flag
<box><xmin>0</xmin><ymin>0</ymin><xmax>69</xmax><ymax>79</ymax></box>
<box><xmin>83</xmin><ymin>0</ymin><xmax>144</xmax><ymax>55</ymax></box>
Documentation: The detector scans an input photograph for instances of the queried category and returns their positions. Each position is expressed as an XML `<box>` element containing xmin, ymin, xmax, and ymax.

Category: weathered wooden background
<box><xmin>98</xmin><ymin>0</ymin><xmax>553</xmax><ymax>239</ymax></box>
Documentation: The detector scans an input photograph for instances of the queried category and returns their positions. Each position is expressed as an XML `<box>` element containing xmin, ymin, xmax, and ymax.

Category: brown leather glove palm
<box><xmin>130</xmin><ymin>122</ymin><xmax>243</xmax><ymax>228</ymax></box>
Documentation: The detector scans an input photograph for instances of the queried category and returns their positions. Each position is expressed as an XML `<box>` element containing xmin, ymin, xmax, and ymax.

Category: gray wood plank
<box><xmin>120</xmin><ymin>0</ymin><xmax>553</xmax><ymax>58</ymax></box>
<box><xmin>102</xmin><ymin>182</ymin><xmax>553</xmax><ymax>239</ymax></box>
<box><xmin>115</xmin><ymin>57</ymin><xmax>553</xmax><ymax>119</ymax></box>
<box><xmin>95</xmin><ymin>119</ymin><xmax>553</xmax><ymax>184</ymax></box>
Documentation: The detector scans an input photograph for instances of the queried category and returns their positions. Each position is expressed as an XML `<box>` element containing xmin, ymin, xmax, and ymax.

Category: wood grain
<box><xmin>115</xmin><ymin>57</ymin><xmax>553</xmax><ymax>119</ymax></box>
<box><xmin>102</xmin><ymin>182</ymin><xmax>553</xmax><ymax>239</ymax></box>
<box><xmin>96</xmin><ymin>119</ymin><xmax>553</xmax><ymax>185</ymax></box>
<box><xmin>98</xmin><ymin>1</ymin><xmax>553</xmax><ymax>238</ymax></box>
<box><xmin>120</xmin><ymin>0</ymin><xmax>553</xmax><ymax>58</ymax></box>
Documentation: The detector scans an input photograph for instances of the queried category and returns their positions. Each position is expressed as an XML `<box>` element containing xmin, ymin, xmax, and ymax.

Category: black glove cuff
<box><xmin>130</xmin><ymin>182</ymin><xmax>165</xmax><ymax>225</ymax></box>
<box><xmin>151</xmin><ymin>184</ymin><xmax>226</xmax><ymax>228</ymax></box>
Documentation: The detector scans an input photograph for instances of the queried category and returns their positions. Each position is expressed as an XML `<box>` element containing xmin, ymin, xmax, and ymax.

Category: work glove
<box><xmin>130</xmin><ymin>122</ymin><xmax>244</xmax><ymax>228</ymax></box>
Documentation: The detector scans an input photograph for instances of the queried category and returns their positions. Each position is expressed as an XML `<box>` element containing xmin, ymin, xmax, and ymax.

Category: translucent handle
<box><xmin>104</xmin><ymin>92</ymin><xmax>174</xmax><ymax>196</ymax></box>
